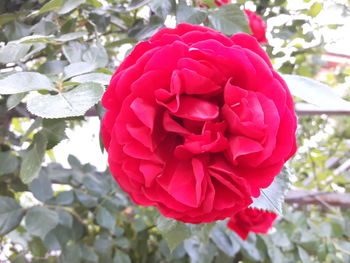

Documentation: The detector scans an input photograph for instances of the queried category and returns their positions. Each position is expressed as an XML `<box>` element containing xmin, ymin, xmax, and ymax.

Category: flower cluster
<box><xmin>101</xmin><ymin>23</ymin><xmax>297</xmax><ymax>224</ymax></box>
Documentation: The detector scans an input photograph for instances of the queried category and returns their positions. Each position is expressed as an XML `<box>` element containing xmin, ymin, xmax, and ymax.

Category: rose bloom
<box><xmin>227</xmin><ymin>208</ymin><xmax>277</xmax><ymax>239</ymax></box>
<box><xmin>244</xmin><ymin>10</ymin><xmax>268</xmax><ymax>44</ymax></box>
<box><xmin>101</xmin><ymin>23</ymin><xmax>297</xmax><ymax>223</ymax></box>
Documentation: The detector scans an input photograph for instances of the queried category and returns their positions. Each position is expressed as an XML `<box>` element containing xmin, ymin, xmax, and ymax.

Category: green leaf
<box><xmin>132</xmin><ymin>16</ymin><xmax>164</xmax><ymax>40</ymax></box>
<box><xmin>71</xmin><ymin>72</ymin><xmax>111</xmax><ymax>85</ymax></box>
<box><xmin>53</xmin><ymin>190</ymin><xmax>75</xmax><ymax>205</ymax></box>
<box><xmin>96</xmin><ymin>207</ymin><xmax>115</xmax><ymax>231</ymax></box>
<box><xmin>0</xmin><ymin>197</ymin><xmax>25</xmax><ymax>235</ymax></box>
<box><xmin>0</xmin><ymin>13</ymin><xmax>20</xmax><ymax>27</ymax></box>
<box><xmin>20</xmin><ymin>133</ymin><xmax>48</xmax><ymax>184</ymax></box>
<box><xmin>25</xmin><ymin>207</ymin><xmax>59</xmax><ymax>238</ymax></box>
<box><xmin>156</xmin><ymin>216</ymin><xmax>191</xmax><ymax>251</ymax></box>
<box><xmin>81</xmin><ymin>245</ymin><xmax>99</xmax><ymax>263</ymax></box>
<box><xmin>261</xmin><ymin>236</ymin><xmax>284</xmax><ymax>263</ymax></box>
<box><xmin>208</xmin><ymin>4</ymin><xmax>249</xmax><ymax>35</ymax></box>
<box><xmin>210</xmin><ymin>226</ymin><xmax>240</xmax><ymax>257</ymax></box>
<box><xmin>113</xmin><ymin>250</ymin><xmax>132</xmax><ymax>263</ymax></box>
<box><xmin>63</xmin><ymin>62</ymin><xmax>96</xmax><ymax>80</ymax></box>
<box><xmin>58</xmin><ymin>0</ymin><xmax>86</xmax><ymax>15</ymax></box>
<box><xmin>55</xmin><ymin>31</ymin><xmax>87</xmax><ymax>42</ymax></box>
<box><xmin>62</xmin><ymin>42</ymin><xmax>84</xmax><ymax>63</ymax></box>
<box><xmin>309</xmin><ymin>2</ymin><xmax>323</xmax><ymax>17</ymax></box>
<box><xmin>38</xmin><ymin>0</ymin><xmax>64</xmax><ymax>15</ymax></box>
<box><xmin>82</xmin><ymin>45</ymin><xmax>108</xmax><ymax>68</ymax></box>
<box><xmin>298</xmin><ymin>246</ymin><xmax>312</xmax><ymax>263</ymax></box>
<box><xmin>83</xmin><ymin>174</ymin><xmax>110</xmax><ymax>197</ymax></box>
<box><xmin>75</xmin><ymin>190</ymin><xmax>98</xmax><ymax>208</ymax></box>
<box><xmin>282</xmin><ymin>74</ymin><xmax>350</xmax><ymax>110</ymax></box>
<box><xmin>29</xmin><ymin>171</ymin><xmax>54</xmax><ymax>202</ymax></box>
<box><xmin>176</xmin><ymin>1</ymin><xmax>207</xmax><ymax>25</ymax></box>
<box><xmin>0</xmin><ymin>43</ymin><xmax>31</xmax><ymax>64</ymax></box>
<box><xmin>42</xmin><ymin>119</ymin><xmax>67</xmax><ymax>149</ymax></box>
<box><xmin>0</xmin><ymin>72</ymin><xmax>55</xmax><ymax>95</ymax></box>
<box><xmin>38</xmin><ymin>60</ymin><xmax>69</xmax><ymax>75</ymax></box>
<box><xmin>59</xmin><ymin>244</ymin><xmax>82</xmax><ymax>263</ymax></box>
<box><xmin>6</xmin><ymin>93</ymin><xmax>26</xmax><ymax>110</ymax></box>
<box><xmin>27</xmin><ymin>82</ymin><xmax>104</xmax><ymax>118</ymax></box>
<box><xmin>250</xmin><ymin>167</ymin><xmax>290</xmax><ymax>215</ymax></box>
<box><xmin>0</xmin><ymin>151</ymin><xmax>19</xmax><ymax>176</ymax></box>
<box><xmin>149</xmin><ymin>0</ymin><xmax>175</xmax><ymax>19</ymax></box>
<box><xmin>126</xmin><ymin>0</ymin><xmax>151</xmax><ymax>11</ymax></box>
<box><xmin>183</xmin><ymin>238</ymin><xmax>217</xmax><ymax>263</ymax></box>
<box><xmin>86</xmin><ymin>0</ymin><xmax>103</xmax><ymax>7</ymax></box>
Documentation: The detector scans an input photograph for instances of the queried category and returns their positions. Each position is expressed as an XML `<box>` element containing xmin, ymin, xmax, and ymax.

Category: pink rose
<box><xmin>227</xmin><ymin>208</ymin><xmax>277</xmax><ymax>239</ymax></box>
<box><xmin>101</xmin><ymin>23</ymin><xmax>297</xmax><ymax>223</ymax></box>
<box><xmin>244</xmin><ymin>10</ymin><xmax>269</xmax><ymax>44</ymax></box>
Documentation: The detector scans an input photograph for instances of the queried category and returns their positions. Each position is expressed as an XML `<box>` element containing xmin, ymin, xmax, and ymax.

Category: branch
<box><xmin>285</xmin><ymin>189</ymin><xmax>350</xmax><ymax>208</ymax></box>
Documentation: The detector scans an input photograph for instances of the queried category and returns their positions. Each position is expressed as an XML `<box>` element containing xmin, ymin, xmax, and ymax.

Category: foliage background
<box><xmin>0</xmin><ymin>0</ymin><xmax>350</xmax><ymax>262</ymax></box>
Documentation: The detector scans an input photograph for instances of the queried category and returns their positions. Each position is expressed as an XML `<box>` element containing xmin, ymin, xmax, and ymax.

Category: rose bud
<box><xmin>244</xmin><ymin>10</ymin><xmax>269</xmax><ymax>44</ymax></box>
<box><xmin>227</xmin><ymin>208</ymin><xmax>277</xmax><ymax>239</ymax></box>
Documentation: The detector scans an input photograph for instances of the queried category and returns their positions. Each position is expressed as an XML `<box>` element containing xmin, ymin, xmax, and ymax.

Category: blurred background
<box><xmin>0</xmin><ymin>0</ymin><xmax>350</xmax><ymax>262</ymax></box>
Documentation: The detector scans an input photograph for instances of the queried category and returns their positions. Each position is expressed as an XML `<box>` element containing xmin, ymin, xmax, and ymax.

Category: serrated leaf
<box><xmin>156</xmin><ymin>216</ymin><xmax>191</xmax><ymax>251</ymax></box>
<box><xmin>0</xmin><ymin>43</ymin><xmax>31</xmax><ymax>64</ymax></box>
<box><xmin>58</xmin><ymin>0</ymin><xmax>85</xmax><ymax>15</ymax></box>
<box><xmin>282</xmin><ymin>74</ymin><xmax>350</xmax><ymax>110</ymax></box>
<box><xmin>39</xmin><ymin>0</ymin><xmax>64</xmax><ymax>14</ymax></box>
<box><xmin>20</xmin><ymin>133</ymin><xmax>48</xmax><ymax>184</ymax></box>
<box><xmin>208</xmin><ymin>4</ymin><xmax>249</xmax><ymax>35</ymax></box>
<box><xmin>25</xmin><ymin>207</ymin><xmax>59</xmax><ymax>238</ymax></box>
<box><xmin>0</xmin><ymin>72</ymin><xmax>55</xmax><ymax>94</ymax></box>
<box><xmin>250</xmin><ymin>167</ymin><xmax>290</xmax><ymax>215</ymax></box>
<box><xmin>0</xmin><ymin>197</ymin><xmax>24</xmax><ymax>235</ymax></box>
<box><xmin>176</xmin><ymin>1</ymin><xmax>207</xmax><ymax>24</ymax></box>
<box><xmin>27</xmin><ymin>82</ymin><xmax>104</xmax><ymax>118</ymax></box>
<box><xmin>0</xmin><ymin>151</ymin><xmax>19</xmax><ymax>176</ymax></box>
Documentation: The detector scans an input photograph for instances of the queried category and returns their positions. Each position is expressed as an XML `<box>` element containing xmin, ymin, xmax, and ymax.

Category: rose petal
<box><xmin>172</xmin><ymin>96</ymin><xmax>219</xmax><ymax>121</ymax></box>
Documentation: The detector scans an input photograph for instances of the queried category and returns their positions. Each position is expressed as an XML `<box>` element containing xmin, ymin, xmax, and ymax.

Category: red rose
<box><xmin>101</xmin><ymin>23</ymin><xmax>297</xmax><ymax>223</ymax></box>
<box><xmin>214</xmin><ymin>0</ymin><xmax>230</xmax><ymax>6</ymax></box>
<box><xmin>227</xmin><ymin>208</ymin><xmax>277</xmax><ymax>239</ymax></box>
<box><xmin>244</xmin><ymin>10</ymin><xmax>268</xmax><ymax>44</ymax></box>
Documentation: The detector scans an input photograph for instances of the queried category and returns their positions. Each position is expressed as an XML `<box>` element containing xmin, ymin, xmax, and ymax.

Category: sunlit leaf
<box><xmin>0</xmin><ymin>72</ymin><xmax>55</xmax><ymax>94</ymax></box>
<box><xmin>282</xmin><ymin>74</ymin><xmax>350</xmax><ymax>110</ymax></box>
<box><xmin>27</xmin><ymin>82</ymin><xmax>104</xmax><ymax>118</ymax></box>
